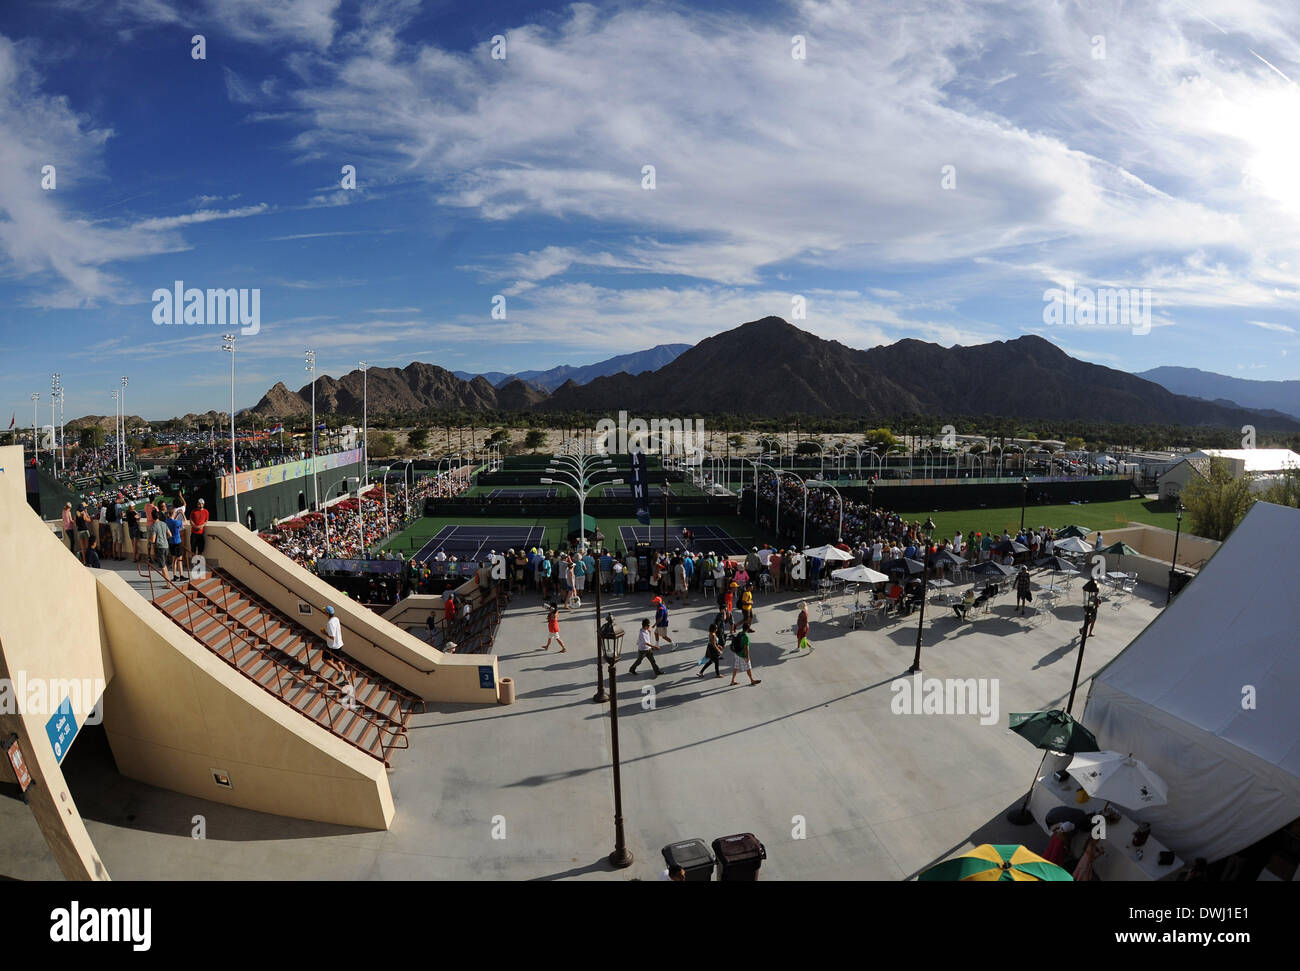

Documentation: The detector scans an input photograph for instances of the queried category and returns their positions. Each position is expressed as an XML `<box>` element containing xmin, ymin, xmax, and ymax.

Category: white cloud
<box><xmin>1245</xmin><ymin>319</ymin><xmax>1297</xmax><ymax>334</ymax></box>
<box><xmin>134</xmin><ymin>203</ymin><xmax>270</xmax><ymax>231</ymax></box>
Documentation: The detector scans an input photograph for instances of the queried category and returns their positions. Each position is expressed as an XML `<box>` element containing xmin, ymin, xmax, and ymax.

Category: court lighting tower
<box><xmin>222</xmin><ymin>335</ymin><xmax>240</xmax><ymax>527</ymax></box>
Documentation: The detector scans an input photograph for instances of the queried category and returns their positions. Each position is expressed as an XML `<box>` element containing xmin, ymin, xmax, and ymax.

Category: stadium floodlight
<box><xmin>359</xmin><ymin>361</ymin><xmax>368</xmax><ymax>487</ymax></box>
<box><xmin>121</xmin><ymin>376</ymin><xmax>129</xmax><ymax>470</ymax></box>
<box><xmin>31</xmin><ymin>393</ymin><xmax>39</xmax><ymax>460</ymax></box>
<box><xmin>222</xmin><ymin>334</ymin><xmax>240</xmax><ymax>527</ymax></box>
<box><xmin>305</xmin><ymin>349</ymin><xmax>318</xmax><ymax>511</ymax></box>
<box><xmin>539</xmin><ymin>477</ymin><xmax>554</xmax><ymax>485</ymax></box>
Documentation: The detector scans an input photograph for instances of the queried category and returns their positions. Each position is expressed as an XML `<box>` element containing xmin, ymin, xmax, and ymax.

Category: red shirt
<box><xmin>191</xmin><ymin>508</ymin><xmax>210</xmax><ymax>534</ymax></box>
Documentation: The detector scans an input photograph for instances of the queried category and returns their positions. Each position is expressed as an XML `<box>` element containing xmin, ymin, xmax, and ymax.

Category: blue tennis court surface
<box><xmin>487</xmin><ymin>487</ymin><xmax>559</xmax><ymax>498</ymax></box>
<box><xmin>414</xmin><ymin>524</ymin><xmax>546</xmax><ymax>563</ymax></box>
<box><xmin>599</xmin><ymin>485</ymin><xmax>664</xmax><ymax>497</ymax></box>
<box><xmin>617</xmin><ymin>523</ymin><xmax>748</xmax><ymax>556</ymax></box>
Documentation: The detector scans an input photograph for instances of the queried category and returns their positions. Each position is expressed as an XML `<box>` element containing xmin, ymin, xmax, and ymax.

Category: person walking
<box><xmin>652</xmin><ymin>596</ymin><xmax>673</xmax><ymax>647</ymax></box>
<box><xmin>316</xmin><ymin>605</ymin><xmax>346</xmax><ymax>683</ymax></box>
<box><xmin>698</xmin><ymin>622</ymin><xmax>724</xmax><ymax>678</ymax></box>
<box><xmin>627</xmin><ymin>617</ymin><xmax>662</xmax><ymax>677</ymax></box>
<box><xmin>723</xmin><ymin>582</ymin><xmax>738</xmax><ymax>634</ymax></box>
<box><xmin>1015</xmin><ymin>566</ymin><xmax>1033</xmax><ymax>615</ymax></box>
<box><xmin>540</xmin><ymin>602</ymin><xmax>567</xmax><ymax>652</ymax></box>
<box><xmin>674</xmin><ymin>556</ymin><xmax>688</xmax><ymax>606</ymax></box>
<box><xmin>740</xmin><ymin>583</ymin><xmax>755</xmax><ymax>632</ymax></box>
<box><xmin>151</xmin><ymin>504</ymin><xmax>171</xmax><ymax>579</ymax></box>
<box><xmin>795</xmin><ymin>601</ymin><xmax>811</xmax><ymax>651</ymax></box>
<box><xmin>729</xmin><ymin>627</ymin><xmax>760</xmax><ymax>686</ymax></box>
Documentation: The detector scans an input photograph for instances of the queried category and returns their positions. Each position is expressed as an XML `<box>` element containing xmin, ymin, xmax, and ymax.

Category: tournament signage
<box><xmin>630</xmin><ymin>451</ymin><xmax>651</xmax><ymax>525</ymax></box>
<box><xmin>45</xmin><ymin>696</ymin><xmax>78</xmax><ymax>765</ymax></box>
<box><xmin>219</xmin><ymin>447</ymin><xmax>363</xmax><ymax>499</ymax></box>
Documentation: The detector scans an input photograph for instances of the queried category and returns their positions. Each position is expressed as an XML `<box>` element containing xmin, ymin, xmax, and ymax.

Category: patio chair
<box><xmin>817</xmin><ymin>600</ymin><xmax>836</xmax><ymax>623</ymax></box>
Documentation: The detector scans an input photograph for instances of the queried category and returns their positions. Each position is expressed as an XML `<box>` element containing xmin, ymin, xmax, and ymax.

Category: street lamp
<box><xmin>1166</xmin><ymin>502</ymin><xmax>1184</xmax><ymax>605</ymax></box>
<box><xmin>868</xmin><ymin>474</ymin><xmax>878</xmax><ymax>511</ymax></box>
<box><xmin>50</xmin><ymin>374</ymin><xmax>60</xmax><ymax>478</ymax></box>
<box><xmin>908</xmin><ymin>550</ymin><xmax>932</xmax><ymax>675</ymax></box>
<box><xmin>600</xmin><ymin>614</ymin><xmax>633</xmax><ymax>868</ymax></box>
<box><xmin>305</xmin><ymin>350</ymin><xmax>318</xmax><ymax>511</ymax></box>
<box><xmin>30</xmin><ymin>393</ymin><xmax>39</xmax><ymax>462</ymax></box>
<box><xmin>806</xmin><ymin>479</ymin><xmax>843</xmax><ymax>542</ymax></box>
<box><xmin>223</xmin><ymin>334</ymin><xmax>240</xmax><ymax>527</ymax></box>
<box><xmin>111</xmin><ymin>390</ymin><xmax>119</xmax><ymax>470</ymax></box>
<box><xmin>1019</xmin><ymin>476</ymin><xmax>1030</xmax><ymax>532</ymax></box>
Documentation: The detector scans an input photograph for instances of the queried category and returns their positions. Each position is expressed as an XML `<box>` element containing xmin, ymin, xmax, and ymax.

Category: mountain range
<box><xmin>244</xmin><ymin>317</ymin><xmax>1300</xmax><ymax>431</ymax></box>
<box><xmin>453</xmin><ymin>343</ymin><xmax>690</xmax><ymax>391</ymax></box>
<box><xmin>1137</xmin><ymin>366</ymin><xmax>1300</xmax><ymax>421</ymax></box>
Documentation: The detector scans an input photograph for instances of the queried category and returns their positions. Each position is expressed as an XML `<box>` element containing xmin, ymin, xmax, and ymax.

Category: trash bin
<box><xmin>498</xmin><ymin>677</ymin><xmax>515</xmax><ymax>705</ymax></box>
<box><xmin>661</xmin><ymin>838</ymin><xmax>714</xmax><ymax>881</ymax></box>
<box><xmin>712</xmin><ymin>833</ymin><xmax>766</xmax><ymax>881</ymax></box>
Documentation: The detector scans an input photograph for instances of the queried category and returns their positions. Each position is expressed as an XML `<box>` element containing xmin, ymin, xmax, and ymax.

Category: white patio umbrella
<box><xmin>1067</xmin><ymin>751</ymin><xmax>1168</xmax><ymax>809</ymax></box>
<box><xmin>1053</xmin><ymin>535</ymin><xmax>1093</xmax><ymax>555</ymax></box>
<box><xmin>803</xmin><ymin>544</ymin><xmax>854</xmax><ymax>562</ymax></box>
<box><xmin>831</xmin><ymin>564</ymin><xmax>890</xmax><ymax>584</ymax></box>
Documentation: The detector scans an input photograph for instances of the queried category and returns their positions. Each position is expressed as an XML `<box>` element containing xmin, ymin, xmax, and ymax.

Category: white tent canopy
<box><xmin>831</xmin><ymin>565</ymin><xmax>889</xmax><ymax>584</ymax></box>
<box><xmin>1083</xmin><ymin>501</ymin><xmax>1300</xmax><ymax>864</ymax></box>
<box><xmin>802</xmin><ymin>544</ymin><xmax>854</xmax><ymax>562</ymax></box>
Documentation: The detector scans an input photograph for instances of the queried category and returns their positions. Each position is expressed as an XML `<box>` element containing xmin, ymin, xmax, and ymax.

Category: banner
<box><xmin>630</xmin><ymin>451</ymin><xmax>651</xmax><ymax>525</ymax></box>
<box><xmin>219</xmin><ymin>447</ymin><xmax>362</xmax><ymax>499</ymax></box>
<box><xmin>314</xmin><ymin>558</ymin><xmax>404</xmax><ymax>574</ymax></box>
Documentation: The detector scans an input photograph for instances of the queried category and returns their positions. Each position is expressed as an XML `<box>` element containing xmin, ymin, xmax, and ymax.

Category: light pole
<box><xmin>50</xmin><ymin>375</ymin><xmax>59</xmax><ymax>478</ymax></box>
<box><xmin>806</xmin><ymin>479</ymin><xmax>843</xmax><ymax>542</ymax></box>
<box><xmin>222</xmin><ymin>334</ymin><xmax>240</xmax><ymax>527</ymax></box>
<box><xmin>359</xmin><ymin>361</ymin><xmax>369</xmax><ymax>488</ymax></box>
<box><xmin>120</xmin><ymin>376</ymin><xmax>129</xmax><ymax>471</ymax></box>
<box><xmin>1166</xmin><ymin>502</ymin><xmax>1184</xmax><ymax>605</ymax></box>
<box><xmin>868</xmin><ymin>473</ymin><xmax>878</xmax><ymax>511</ymax></box>
<box><xmin>600</xmin><ymin>615</ymin><xmax>633</xmax><ymax>868</ymax></box>
<box><xmin>908</xmin><ymin>551</ymin><xmax>932</xmax><ymax>675</ymax></box>
<box><xmin>1019</xmin><ymin>476</ymin><xmax>1029</xmax><ymax>532</ymax></box>
<box><xmin>31</xmin><ymin>393</ymin><xmax>39</xmax><ymax>463</ymax></box>
<box><xmin>111</xmin><ymin>390</ymin><xmax>119</xmax><ymax>470</ymax></box>
<box><xmin>400</xmin><ymin>459</ymin><xmax>414</xmax><ymax>519</ymax></box>
<box><xmin>305</xmin><ymin>350</ymin><xmax>318</xmax><ymax>511</ymax></box>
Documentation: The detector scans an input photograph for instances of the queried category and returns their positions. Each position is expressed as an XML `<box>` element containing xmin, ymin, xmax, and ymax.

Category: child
<box><xmin>540</xmin><ymin>602</ymin><xmax>567</xmax><ymax>652</ymax></box>
<box><xmin>652</xmin><ymin>595</ymin><xmax>673</xmax><ymax>647</ymax></box>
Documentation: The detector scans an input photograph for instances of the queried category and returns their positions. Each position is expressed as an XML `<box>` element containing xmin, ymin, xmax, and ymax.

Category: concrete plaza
<box><xmin>1</xmin><ymin>572</ymin><xmax>1160</xmax><ymax>880</ymax></box>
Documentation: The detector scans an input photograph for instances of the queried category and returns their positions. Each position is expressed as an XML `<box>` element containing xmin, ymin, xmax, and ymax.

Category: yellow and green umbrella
<box><xmin>919</xmin><ymin>844</ymin><xmax>1073</xmax><ymax>882</ymax></box>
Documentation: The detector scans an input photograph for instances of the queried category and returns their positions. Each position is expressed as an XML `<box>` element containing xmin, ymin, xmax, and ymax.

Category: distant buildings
<box><xmin>1158</xmin><ymin>449</ymin><xmax>1300</xmax><ymax>500</ymax></box>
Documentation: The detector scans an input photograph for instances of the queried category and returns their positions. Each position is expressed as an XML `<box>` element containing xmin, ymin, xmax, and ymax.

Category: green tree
<box><xmin>727</xmin><ymin>434</ymin><xmax>744</xmax><ymax>449</ymax></box>
<box><xmin>1064</xmin><ymin>437</ymin><xmax>1085</xmax><ymax>451</ymax></box>
<box><xmin>374</xmin><ymin>432</ymin><xmax>397</xmax><ymax>457</ymax></box>
<box><xmin>79</xmin><ymin>426</ymin><xmax>106</xmax><ymax>448</ymax></box>
<box><xmin>408</xmin><ymin>427</ymin><xmax>430</xmax><ymax>451</ymax></box>
<box><xmin>524</xmin><ymin>429</ymin><xmax>547</xmax><ymax>452</ymax></box>
<box><xmin>1257</xmin><ymin>468</ymin><xmax>1300</xmax><ymax>509</ymax></box>
<box><xmin>1181</xmin><ymin>458</ymin><xmax>1256</xmax><ymax>541</ymax></box>
<box><xmin>863</xmin><ymin>427</ymin><xmax>898</xmax><ymax>450</ymax></box>
<box><xmin>487</xmin><ymin>428</ymin><xmax>512</xmax><ymax>446</ymax></box>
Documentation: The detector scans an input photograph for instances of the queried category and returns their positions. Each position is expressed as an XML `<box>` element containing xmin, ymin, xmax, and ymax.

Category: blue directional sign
<box><xmin>45</xmin><ymin>696</ymin><xmax>79</xmax><ymax>765</ymax></box>
<box><xmin>478</xmin><ymin>666</ymin><xmax>496</xmax><ymax>690</ymax></box>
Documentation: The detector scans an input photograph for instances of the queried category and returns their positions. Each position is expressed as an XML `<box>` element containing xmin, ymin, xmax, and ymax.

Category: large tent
<box><xmin>1082</xmin><ymin>501</ymin><xmax>1300</xmax><ymax>863</ymax></box>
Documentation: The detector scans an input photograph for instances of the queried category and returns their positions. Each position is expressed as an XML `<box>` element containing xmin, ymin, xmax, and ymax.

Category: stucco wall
<box><xmin>96</xmin><ymin>571</ymin><xmax>393</xmax><ymax>830</ymax></box>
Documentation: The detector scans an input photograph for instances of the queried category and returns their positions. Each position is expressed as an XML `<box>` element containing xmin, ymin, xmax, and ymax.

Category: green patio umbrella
<box><xmin>919</xmin><ymin>844</ymin><xmax>1074</xmax><ymax>881</ymax></box>
<box><xmin>1056</xmin><ymin>524</ymin><xmax>1091</xmax><ymax>539</ymax></box>
<box><xmin>1098</xmin><ymin>541</ymin><xmax>1139</xmax><ymax>558</ymax></box>
<box><xmin>1007</xmin><ymin>709</ymin><xmax>1100</xmax><ymax>824</ymax></box>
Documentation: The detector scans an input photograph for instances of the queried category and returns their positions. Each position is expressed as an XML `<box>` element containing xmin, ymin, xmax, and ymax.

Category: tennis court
<box><xmin>486</xmin><ymin>487</ymin><xmax>559</xmax><ymax>498</ymax></box>
<box><xmin>597</xmin><ymin>485</ymin><xmax>665</xmax><ymax>498</ymax></box>
<box><xmin>617</xmin><ymin>523</ymin><xmax>750</xmax><ymax>556</ymax></box>
<box><xmin>413</xmin><ymin>524</ymin><xmax>546</xmax><ymax>563</ymax></box>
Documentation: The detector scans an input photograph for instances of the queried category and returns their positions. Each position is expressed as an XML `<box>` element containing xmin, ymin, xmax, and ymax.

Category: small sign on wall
<box><xmin>478</xmin><ymin>666</ymin><xmax>495</xmax><ymax>690</ymax></box>
<box><xmin>298</xmin><ymin>603</ymin><xmax>313</xmax><ymax>615</ymax></box>
<box><xmin>45</xmin><ymin>697</ymin><xmax>79</xmax><ymax>765</ymax></box>
<box><xmin>5</xmin><ymin>734</ymin><xmax>32</xmax><ymax>794</ymax></box>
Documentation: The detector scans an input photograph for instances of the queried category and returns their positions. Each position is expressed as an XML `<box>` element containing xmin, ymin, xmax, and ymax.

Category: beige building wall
<box><xmin>0</xmin><ymin>466</ymin><xmax>112</xmax><ymax>879</ymax></box>
<box><xmin>96</xmin><ymin>572</ymin><xmax>393</xmax><ymax>830</ymax></box>
<box><xmin>203</xmin><ymin>523</ymin><xmax>501</xmax><ymax>703</ymax></box>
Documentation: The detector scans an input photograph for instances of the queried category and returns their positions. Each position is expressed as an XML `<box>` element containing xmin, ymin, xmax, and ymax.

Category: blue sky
<box><xmin>1</xmin><ymin>0</ymin><xmax>1298</xmax><ymax>420</ymax></box>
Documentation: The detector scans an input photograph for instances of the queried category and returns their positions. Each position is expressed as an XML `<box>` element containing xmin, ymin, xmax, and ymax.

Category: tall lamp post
<box><xmin>110</xmin><ymin>390</ymin><xmax>119</xmax><ymax>470</ymax></box>
<box><xmin>359</xmin><ymin>361</ymin><xmax>369</xmax><ymax>487</ymax></box>
<box><xmin>222</xmin><ymin>334</ymin><xmax>240</xmax><ymax>527</ymax></box>
<box><xmin>1019</xmin><ymin>476</ymin><xmax>1030</xmax><ymax>531</ymax></box>
<box><xmin>600</xmin><ymin>615</ymin><xmax>633</xmax><ymax>868</ymax></box>
<box><xmin>305</xmin><ymin>350</ymin><xmax>318</xmax><ymax>511</ymax></box>
<box><xmin>50</xmin><ymin>374</ymin><xmax>60</xmax><ymax>478</ymax></box>
<box><xmin>868</xmin><ymin>474</ymin><xmax>878</xmax><ymax>511</ymax></box>
<box><xmin>1166</xmin><ymin>502</ymin><xmax>1184</xmax><ymax>605</ymax></box>
<box><xmin>31</xmin><ymin>393</ymin><xmax>40</xmax><ymax>463</ymax></box>
<box><xmin>907</xmin><ymin>552</ymin><xmax>932</xmax><ymax>675</ymax></box>
<box><xmin>120</xmin><ymin>376</ymin><xmax>129</xmax><ymax>470</ymax></box>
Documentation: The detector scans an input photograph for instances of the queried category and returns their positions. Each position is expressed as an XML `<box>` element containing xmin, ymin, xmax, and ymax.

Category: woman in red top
<box><xmin>796</xmin><ymin>601</ymin><xmax>811</xmax><ymax>652</ymax></box>
<box><xmin>723</xmin><ymin>583</ymin><xmax>737</xmax><ymax>634</ymax></box>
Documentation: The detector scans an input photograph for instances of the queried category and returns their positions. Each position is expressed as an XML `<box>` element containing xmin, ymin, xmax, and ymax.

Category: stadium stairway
<box><xmin>149</xmin><ymin>568</ymin><xmax>420</xmax><ymax>766</ymax></box>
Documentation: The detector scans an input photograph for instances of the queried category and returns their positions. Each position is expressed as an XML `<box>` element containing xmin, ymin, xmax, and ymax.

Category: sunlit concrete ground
<box><xmin>1</xmin><ymin>568</ymin><xmax>1161</xmax><ymax>880</ymax></box>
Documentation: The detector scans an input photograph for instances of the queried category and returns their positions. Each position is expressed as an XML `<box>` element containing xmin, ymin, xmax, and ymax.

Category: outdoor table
<box><xmin>927</xmin><ymin>578</ymin><xmax>953</xmax><ymax>589</ymax></box>
<box><xmin>1028</xmin><ymin>774</ymin><xmax>1183</xmax><ymax>881</ymax></box>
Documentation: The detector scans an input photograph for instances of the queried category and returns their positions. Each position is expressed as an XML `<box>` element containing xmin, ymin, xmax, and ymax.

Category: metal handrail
<box><xmin>199</xmin><ymin>568</ymin><xmax>418</xmax><ymax>722</ymax></box>
<box><xmin>139</xmin><ymin>559</ymin><xmax>407</xmax><ymax>762</ymax></box>
<box><xmin>222</xmin><ymin>547</ymin><xmax>440</xmax><ymax>675</ymax></box>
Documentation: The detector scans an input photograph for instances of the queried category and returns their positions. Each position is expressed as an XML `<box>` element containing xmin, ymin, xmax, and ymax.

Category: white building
<box><xmin>1158</xmin><ymin>448</ymin><xmax>1300</xmax><ymax>501</ymax></box>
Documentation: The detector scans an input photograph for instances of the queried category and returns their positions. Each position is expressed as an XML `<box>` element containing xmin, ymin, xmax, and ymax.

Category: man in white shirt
<box><xmin>316</xmin><ymin>605</ymin><xmax>346</xmax><ymax>683</ymax></box>
<box><xmin>757</xmin><ymin>545</ymin><xmax>773</xmax><ymax>567</ymax></box>
<box><xmin>953</xmin><ymin>530</ymin><xmax>963</xmax><ymax>555</ymax></box>
<box><xmin>626</xmin><ymin>617</ymin><xmax>663</xmax><ymax>677</ymax></box>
